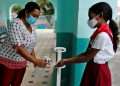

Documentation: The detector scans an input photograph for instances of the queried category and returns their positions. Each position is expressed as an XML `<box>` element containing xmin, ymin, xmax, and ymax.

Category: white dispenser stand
<box><xmin>54</xmin><ymin>47</ymin><xmax>66</xmax><ymax>86</ymax></box>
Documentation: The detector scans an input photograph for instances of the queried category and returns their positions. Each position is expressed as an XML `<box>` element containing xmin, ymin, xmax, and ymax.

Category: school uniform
<box><xmin>80</xmin><ymin>23</ymin><xmax>115</xmax><ymax>86</ymax></box>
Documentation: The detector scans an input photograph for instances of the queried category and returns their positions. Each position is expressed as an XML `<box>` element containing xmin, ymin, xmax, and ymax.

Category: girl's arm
<box><xmin>56</xmin><ymin>48</ymin><xmax>99</xmax><ymax>67</ymax></box>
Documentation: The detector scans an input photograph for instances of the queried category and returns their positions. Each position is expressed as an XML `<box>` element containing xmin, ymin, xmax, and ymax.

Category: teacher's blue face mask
<box><xmin>26</xmin><ymin>15</ymin><xmax>37</xmax><ymax>24</ymax></box>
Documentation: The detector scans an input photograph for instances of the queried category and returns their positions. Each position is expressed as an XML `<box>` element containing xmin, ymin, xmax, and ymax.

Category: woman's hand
<box><xmin>34</xmin><ymin>58</ymin><xmax>48</xmax><ymax>68</ymax></box>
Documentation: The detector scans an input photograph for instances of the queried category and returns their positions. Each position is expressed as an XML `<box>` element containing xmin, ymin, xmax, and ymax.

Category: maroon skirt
<box><xmin>80</xmin><ymin>61</ymin><xmax>111</xmax><ymax>86</ymax></box>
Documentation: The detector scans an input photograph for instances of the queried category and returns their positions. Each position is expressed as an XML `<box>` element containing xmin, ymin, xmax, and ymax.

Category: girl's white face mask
<box><xmin>88</xmin><ymin>17</ymin><xmax>98</xmax><ymax>28</ymax></box>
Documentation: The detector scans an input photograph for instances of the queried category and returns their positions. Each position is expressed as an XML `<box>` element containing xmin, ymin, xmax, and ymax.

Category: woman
<box><xmin>56</xmin><ymin>2</ymin><xmax>118</xmax><ymax>86</ymax></box>
<box><xmin>0</xmin><ymin>2</ymin><xmax>48</xmax><ymax>86</ymax></box>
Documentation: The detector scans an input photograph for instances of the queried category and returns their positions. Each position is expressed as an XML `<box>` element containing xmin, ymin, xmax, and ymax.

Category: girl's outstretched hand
<box><xmin>55</xmin><ymin>59</ymin><xmax>65</xmax><ymax>67</ymax></box>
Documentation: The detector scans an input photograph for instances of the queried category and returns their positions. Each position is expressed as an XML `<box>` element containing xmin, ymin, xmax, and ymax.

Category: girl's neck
<box><xmin>97</xmin><ymin>19</ymin><xmax>107</xmax><ymax>28</ymax></box>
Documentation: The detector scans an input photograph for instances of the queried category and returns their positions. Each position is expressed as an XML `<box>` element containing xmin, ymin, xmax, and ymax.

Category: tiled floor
<box><xmin>110</xmin><ymin>47</ymin><xmax>120</xmax><ymax>86</ymax></box>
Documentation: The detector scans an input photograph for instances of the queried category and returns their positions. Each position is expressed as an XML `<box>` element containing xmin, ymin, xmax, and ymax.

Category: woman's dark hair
<box><xmin>17</xmin><ymin>2</ymin><xmax>40</xmax><ymax>18</ymax></box>
<box><xmin>17</xmin><ymin>9</ymin><xmax>25</xmax><ymax>18</ymax></box>
<box><xmin>89</xmin><ymin>2</ymin><xmax>119</xmax><ymax>52</ymax></box>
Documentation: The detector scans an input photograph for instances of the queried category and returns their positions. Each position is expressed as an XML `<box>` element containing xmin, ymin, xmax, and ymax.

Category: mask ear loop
<box><xmin>95</xmin><ymin>16</ymin><xmax>100</xmax><ymax>21</ymax></box>
<box><xmin>99</xmin><ymin>12</ymin><xmax>104</xmax><ymax>17</ymax></box>
<box><xmin>96</xmin><ymin>12</ymin><xmax>104</xmax><ymax>20</ymax></box>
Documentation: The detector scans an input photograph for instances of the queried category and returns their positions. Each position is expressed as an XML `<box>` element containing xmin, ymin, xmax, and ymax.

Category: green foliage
<box><xmin>11</xmin><ymin>4</ymin><xmax>22</xmax><ymax>14</ymax></box>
